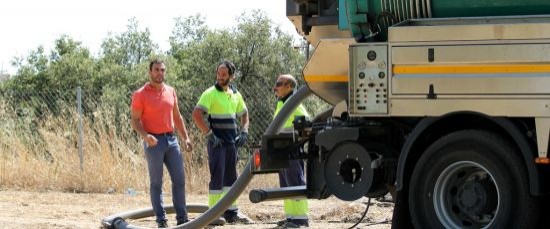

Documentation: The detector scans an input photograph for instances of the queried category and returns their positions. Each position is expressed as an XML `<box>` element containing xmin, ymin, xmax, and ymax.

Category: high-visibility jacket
<box><xmin>195</xmin><ymin>84</ymin><xmax>247</xmax><ymax>143</ymax></box>
<box><xmin>274</xmin><ymin>91</ymin><xmax>310</xmax><ymax>133</ymax></box>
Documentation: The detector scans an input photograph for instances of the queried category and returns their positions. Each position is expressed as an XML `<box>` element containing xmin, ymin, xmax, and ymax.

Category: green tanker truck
<box><xmin>250</xmin><ymin>0</ymin><xmax>550</xmax><ymax>228</ymax></box>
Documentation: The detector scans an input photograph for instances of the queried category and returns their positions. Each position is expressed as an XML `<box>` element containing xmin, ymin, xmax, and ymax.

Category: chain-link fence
<box><xmin>0</xmin><ymin>82</ymin><xmax>330</xmax><ymax>174</ymax></box>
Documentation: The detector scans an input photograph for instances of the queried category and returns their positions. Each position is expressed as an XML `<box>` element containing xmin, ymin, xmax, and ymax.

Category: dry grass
<box><xmin>0</xmin><ymin>99</ymin><xmax>394</xmax><ymax>229</ymax></box>
<box><xmin>0</xmin><ymin>102</ymin><xmax>278</xmax><ymax>195</ymax></box>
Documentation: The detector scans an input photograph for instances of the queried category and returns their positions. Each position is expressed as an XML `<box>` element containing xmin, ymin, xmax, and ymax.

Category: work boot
<box><xmin>277</xmin><ymin>218</ymin><xmax>290</xmax><ymax>226</ymax></box>
<box><xmin>280</xmin><ymin>220</ymin><xmax>309</xmax><ymax>228</ymax></box>
<box><xmin>177</xmin><ymin>218</ymin><xmax>189</xmax><ymax>225</ymax></box>
<box><xmin>224</xmin><ymin>212</ymin><xmax>254</xmax><ymax>224</ymax></box>
<box><xmin>209</xmin><ymin>217</ymin><xmax>227</xmax><ymax>226</ymax></box>
<box><xmin>157</xmin><ymin>219</ymin><xmax>168</xmax><ymax>228</ymax></box>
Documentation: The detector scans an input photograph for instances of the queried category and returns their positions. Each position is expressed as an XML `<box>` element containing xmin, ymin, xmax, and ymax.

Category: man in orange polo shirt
<box><xmin>130</xmin><ymin>59</ymin><xmax>193</xmax><ymax>228</ymax></box>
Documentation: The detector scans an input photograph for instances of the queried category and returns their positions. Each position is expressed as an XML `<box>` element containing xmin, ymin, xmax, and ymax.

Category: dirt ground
<box><xmin>0</xmin><ymin>190</ymin><xmax>393</xmax><ymax>229</ymax></box>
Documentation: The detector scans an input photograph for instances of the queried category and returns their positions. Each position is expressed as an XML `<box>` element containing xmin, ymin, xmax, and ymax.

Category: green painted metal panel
<box><xmin>338</xmin><ymin>0</ymin><xmax>349</xmax><ymax>30</ymax></box>
<box><xmin>340</xmin><ymin>0</ymin><xmax>550</xmax><ymax>41</ymax></box>
<box><xmin>431</xmin><ymin>0</ymin><xmax>550</xmax><ymax>17</ymax></box>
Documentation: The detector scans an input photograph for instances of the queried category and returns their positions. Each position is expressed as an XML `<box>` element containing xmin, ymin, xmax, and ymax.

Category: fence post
<box><xmin>77</xmin><ymin>87</ymin><xmax>84</xmax><ymax>172</ymax></box>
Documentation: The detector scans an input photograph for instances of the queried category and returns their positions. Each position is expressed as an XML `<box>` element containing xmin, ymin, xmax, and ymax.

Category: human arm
<box><xmin>240</xmin><ymin>112</ymin><xmax>249</xmax><ymax>133</ymax></box>
<box><xmin>294</xmin><ymin>104</ymin><xmax>311</xmax><ymax>122</ymax></box>
<box><xmin>236</xmin><ymin>93</ymin><xmax>249</xmax><ymax>133</ymax></box>
<box><xmin>192</xmin><ymin>107</ymin><xmax>210</xmax><ymax>135</ymax></box>
<box><xmin>193</xmin><ymin>107</ymin><xmax>223</xmax><ymax>148</ymax></box>
<box><xmin>297</xmin><ymin>104</ymin><xmax>310</xmax><ymax>119</ymax></box>
<box><xmin>130</xmin><ymin>109</ymin><xmax>158</xmax><ymax>147</ymax></box>
<box><xmin>234</xmin><ymin>94</ymin><xmax>249</xmax><ymax>147</ymax></box>
<box><xmin>173</xmin><ymin>102</ymin><xmax>192</xmax><ymax>152</ymax></box>
<box><xmin>193</xmin><ymin>90</ymin><xmax>213</xmax><ymax>136</ymax></box>
<box><xmin>234</xmin><ymin>112</ymin><xmax>249</xmax><ymax>148</ymax></box>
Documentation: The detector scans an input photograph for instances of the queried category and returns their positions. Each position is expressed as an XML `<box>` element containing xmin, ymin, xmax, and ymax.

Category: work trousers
<box><xmin>208</xmin><ymin>141</ymin><xmax>238</xmax><ymax>218</ymax></box>
<box><xmin>279</xmin><ymin>156</ymin><xmax>309</xmax><ymax>224</ymax></box>
<box><xmin>279</xmin><ymin>158</ymin><xmax>305</xmax><ymax>187</ymax></box>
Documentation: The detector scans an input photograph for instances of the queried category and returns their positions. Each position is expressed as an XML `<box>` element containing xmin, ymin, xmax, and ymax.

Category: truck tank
<box><xmin>288</xmin><ymin>0</ymin><xmax>550</xmax><ymax>105</ymax></box>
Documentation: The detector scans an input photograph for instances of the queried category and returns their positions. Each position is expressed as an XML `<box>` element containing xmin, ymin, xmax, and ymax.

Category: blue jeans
<box><xmin>143</xmin><ymin>134</ymin><xmax>188</xmax><ymax>223</ymax></box>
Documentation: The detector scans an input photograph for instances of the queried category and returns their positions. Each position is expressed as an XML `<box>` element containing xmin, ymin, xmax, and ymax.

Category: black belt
<box><xmin>148</xmin><ymin>132</ymin><xmax>174</xmax><ymax>137</ymax></box>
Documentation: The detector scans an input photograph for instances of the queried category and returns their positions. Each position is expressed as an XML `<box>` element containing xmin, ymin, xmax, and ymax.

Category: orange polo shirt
<box><xmin>131</xmin><ymin>83</ymin><xmax>177</xmax><ymax>134</ymax></box>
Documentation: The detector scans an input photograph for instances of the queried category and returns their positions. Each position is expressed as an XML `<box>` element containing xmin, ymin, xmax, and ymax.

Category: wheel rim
<box><xmin>433</xmin><ymin>161</ymin><xmax>499</xmax><ymax>229</ymax></box>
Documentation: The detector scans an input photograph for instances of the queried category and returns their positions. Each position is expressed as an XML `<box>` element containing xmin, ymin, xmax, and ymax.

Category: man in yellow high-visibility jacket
<box><xmin>192</xmin><ymin>60</ymin><xmax>252</xmax><ymax>224</ymax></box>
<box><xmin>273</xmin><ymin>74</ymin><xmax>310</xmax><ymax>228</ymax></box>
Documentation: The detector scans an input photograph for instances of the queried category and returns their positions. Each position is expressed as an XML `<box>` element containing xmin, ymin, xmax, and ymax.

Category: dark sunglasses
<box><xmin>274</xmin><ymin>81</ymin><xmax>287</xmax><ymax>87</ymax></box>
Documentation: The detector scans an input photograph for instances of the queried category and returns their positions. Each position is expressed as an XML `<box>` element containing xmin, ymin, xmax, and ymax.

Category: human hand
<box><xmin>145</xmin><ymin>134</ymin><xmax>158</xmax><ymax>147</ymax></box>
<box><xmin>235</xmin><ymin>131</ymin><xmax>248</xmax><ymax>148</ymax></box>
<box><xmin>183</xmin><ymin>138</ymin><xmax>193</xmax><ymax>152</ymax></box>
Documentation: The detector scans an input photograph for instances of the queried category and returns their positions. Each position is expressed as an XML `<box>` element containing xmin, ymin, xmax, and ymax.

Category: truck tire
<box><xmin>409</xmin><ymin>130</ymin><xmax>539</xmax><ymax>229</ymax></box>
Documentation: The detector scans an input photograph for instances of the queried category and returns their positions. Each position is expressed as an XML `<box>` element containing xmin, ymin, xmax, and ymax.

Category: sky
<box><xmin>0</xmin><ymin>0</ymin><xmax>300</xmax><ymax>75</ymax></box>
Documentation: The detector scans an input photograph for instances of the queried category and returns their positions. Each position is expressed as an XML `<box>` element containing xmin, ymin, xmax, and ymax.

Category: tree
<box><xmin>48</xmin><ymin>35</ymin><xmax>96</xmax><ymax>92</ymax></box>
<box><xmin>3</xmin><ymin>46</ymin><xmax>50</xmax><ymax>92</ymax></box>
<box><xmin>168</xmin><ymin>14</ymin><xmax>209</xmax><ymax>83</ymax></box>
<box><xmin>100</xmin><ymin>17</ymin><xmax>158</xmax><ymax>70</ymax></box>
<box><xmin>169</xmin><ymin>14</ymin><xmax>208</xmax><ymax>52</ymax></box>
<box><xmin>232</xmin><ymin>10</ymin><xmax>304</xmax><ymax>83</ymax></box>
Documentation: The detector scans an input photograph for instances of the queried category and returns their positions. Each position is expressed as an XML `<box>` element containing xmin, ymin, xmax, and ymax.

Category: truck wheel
<box><xmin>409</xmin><ymin>130</ymin><xmax>539</xmax><ymax>229</ymax></box>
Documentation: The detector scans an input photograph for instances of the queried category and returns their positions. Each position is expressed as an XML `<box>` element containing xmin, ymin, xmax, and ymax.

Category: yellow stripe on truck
<box><xmin>393</xmin><ymin>64</ymin><xmax>550</xmax><ymax>74</ymax></box>
<box><xmin>304</xmin><ymin>75</ymin><xmax>348</xmax><ymax>82</ymax></box>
